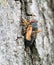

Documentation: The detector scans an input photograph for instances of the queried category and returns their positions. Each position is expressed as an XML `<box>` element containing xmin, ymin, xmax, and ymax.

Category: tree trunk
<box><xmin>0</xmin><ymin>0</ymin><xmax>24</xmax><ymax>65</ymax></box>
<box><xmin>0</xmin><ymin>0</ymin><xmax>54</xmax><ymax>65</ymax></box>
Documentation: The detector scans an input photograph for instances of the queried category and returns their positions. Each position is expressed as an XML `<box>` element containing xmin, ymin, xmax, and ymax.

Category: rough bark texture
<box><xmin>0</xmin><ymin>0</ymin><xmax>54</xmax><ymax>65</ymax></box>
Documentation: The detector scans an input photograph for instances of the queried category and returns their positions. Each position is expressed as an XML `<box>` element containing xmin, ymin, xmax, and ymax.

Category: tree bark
<box><xmin>0</xmin><ymin>0</ymin><xmax>24</xmax><ymax>65</ymax></box>
<box><xmin>0</xmin><ymin>0</ymin><xmax>54</xmax><ymax>65</ymax></box>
